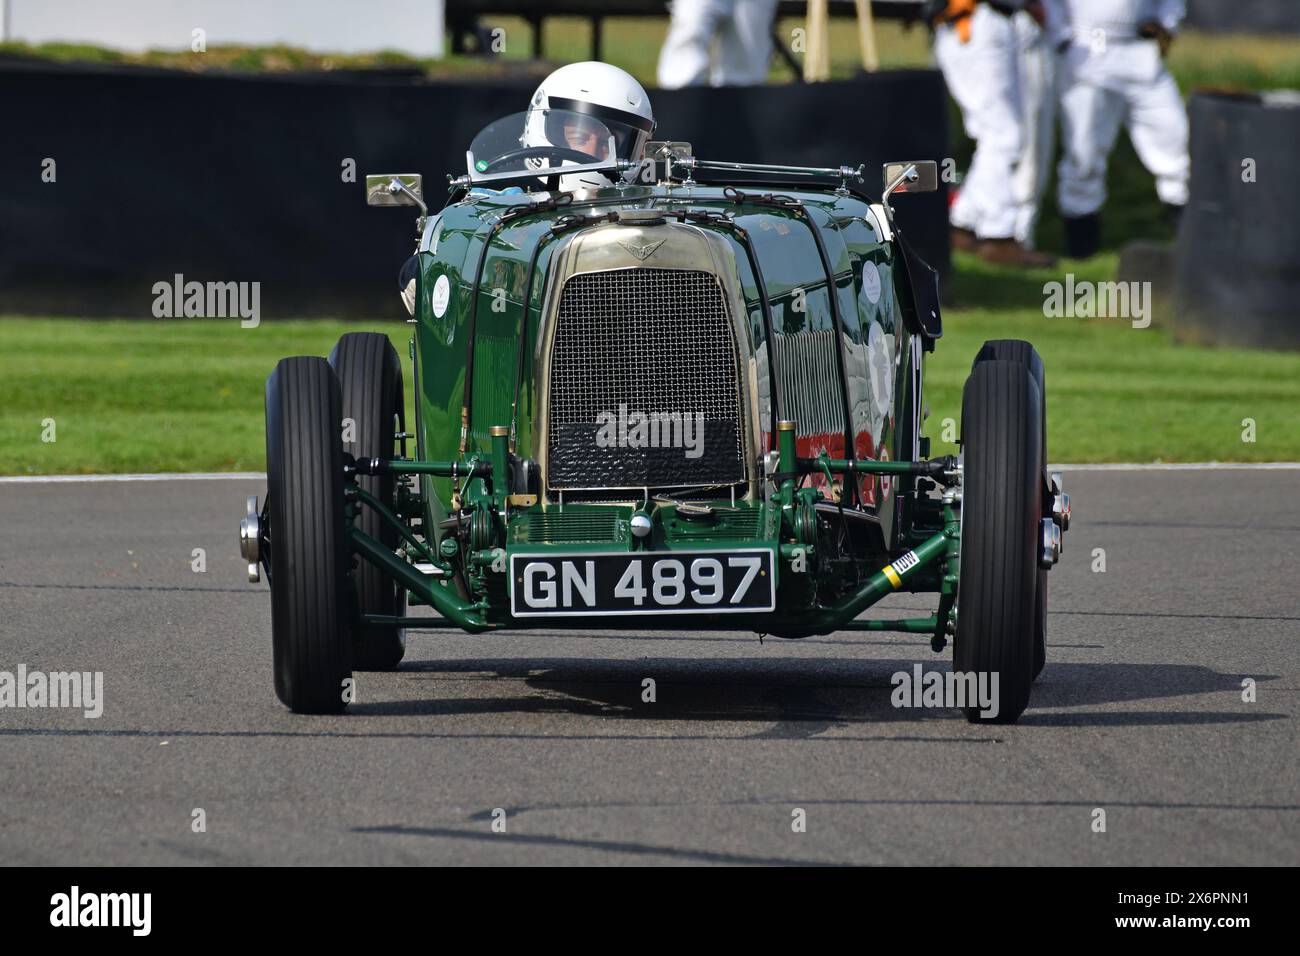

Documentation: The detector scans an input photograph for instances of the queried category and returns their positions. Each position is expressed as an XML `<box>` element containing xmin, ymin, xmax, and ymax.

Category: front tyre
<box><xmin>329</xmin><ymin>332</ymin><xmax>406</xmax><ymax>671</ymax></box>
<box><xmin>954</xmin><ymin>359</ymin><xmax>1043</xmax><ymax>723</ymax></box>
<box><xmin>266</xmin><ymin>357</ymin><xmax>353</xmax><ymax>714</ymax></box>
<box><xmin>972</xmin><ymin>340</ymin><xmax>1048</xmax><ymax>680</ymax></box>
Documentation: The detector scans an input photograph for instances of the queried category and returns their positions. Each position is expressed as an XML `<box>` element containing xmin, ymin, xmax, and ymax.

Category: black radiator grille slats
<box><xmin>508</xmin><ymin>510</ymin><xmax>624</xmax><ymax>543</ymax></box>
<box><xmin>773</xmin><ymin>329</ymin><xmax>847</xmax><ymax>437</ymax></box>
<box><xmin>546</xmin><ymin>267</ymin><xmax>745</xmax><ymax>491</ymax></box>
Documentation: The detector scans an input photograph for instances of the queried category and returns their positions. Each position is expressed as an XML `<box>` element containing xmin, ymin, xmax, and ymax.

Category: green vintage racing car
<box><xmin>239</xmin><ymin>109</ymin><xmax>1070</xmax><ymax>722</ymax></box>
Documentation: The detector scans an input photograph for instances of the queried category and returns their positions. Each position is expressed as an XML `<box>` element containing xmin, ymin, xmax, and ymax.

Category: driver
<box><xmin>521</xmin><ymin>61</ymin><xmax>657</xmax><ymax>193</ymax></box>
<box><xmin>558</xmin><ymin>113</ymin><xmax>612</xmax><ymax>161</ymax></box>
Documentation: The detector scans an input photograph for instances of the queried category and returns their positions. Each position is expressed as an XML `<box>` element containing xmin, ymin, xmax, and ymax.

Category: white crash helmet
<box><xmin>522</xmin><ymin>61</ymin><xmax>656</xmax><ymax>192</ymax></box>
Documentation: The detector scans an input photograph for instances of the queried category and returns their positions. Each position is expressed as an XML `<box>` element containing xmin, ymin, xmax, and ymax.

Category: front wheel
<box><xmin>329</xmin><ymin>332</ymin><xmax>406</xmax><ymax>671</ymax></box>
<box><xmin>954</xmin><ymin>359</ymin><xmax>1043</xmax><ymax>723</ymax></box>
<box><xmin>266</xmin><ymin>357</ymin><xmax>353</xmax><ymax>714</ymax></box>
<box><xmin>972</xmin><ymin>340</ymin><xmax>1048</xmax><ymax>679</ymax></box>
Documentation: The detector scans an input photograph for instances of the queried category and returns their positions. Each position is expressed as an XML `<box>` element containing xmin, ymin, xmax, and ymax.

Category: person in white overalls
<box><xmin>932</xmin><ymin>0</ymin><xmax>1056</xmax><ymax>266</ymax></box>
<box><xmin>1052</xmin><ymin>0</ymin><xmax>1189</xmax><ymax>258</ymax></box>
<box><xmin>657</xmin><ymin>0</ymin><xmax>779</xmax><ymax>88</ymax></box>
<box><xmin>1012</xmin><ymin>4</ymin><xmax>1060</xmax><ymax>249</ymax></box>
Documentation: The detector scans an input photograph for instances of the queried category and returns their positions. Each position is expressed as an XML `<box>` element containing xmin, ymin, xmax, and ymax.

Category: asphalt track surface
<box><xmin>0</xmin><ymin>470</ymin><xmax>1295</xmax><ymax>866</ymax></box>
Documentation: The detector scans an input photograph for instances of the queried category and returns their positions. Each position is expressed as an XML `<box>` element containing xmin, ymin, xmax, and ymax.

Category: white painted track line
<box><xmin>1049</xmin><ymin>462</ymin><xmax>1300</xmax><ymax>472</ymax></box>
<box><xmin>0</xmin><ymin>472</ymin><xmax>267</xmax><ymax>483</ymax></box>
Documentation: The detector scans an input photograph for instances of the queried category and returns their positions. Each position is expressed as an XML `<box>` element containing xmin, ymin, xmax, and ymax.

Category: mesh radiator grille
<box><xmin>547</xmin><ymin>267</ymin><xmax>745</xmax><ymax>491</ymax></box>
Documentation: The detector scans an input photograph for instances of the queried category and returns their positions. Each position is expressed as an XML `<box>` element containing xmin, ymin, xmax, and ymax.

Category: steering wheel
<box><xmin>480</xmin><ymin>145</ymin><xmax>607</xmax><ymax>174</ymax></box>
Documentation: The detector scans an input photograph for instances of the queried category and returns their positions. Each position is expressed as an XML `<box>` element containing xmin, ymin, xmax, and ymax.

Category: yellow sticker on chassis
<box><xmin>508</xmin><ymin>548</ymin><xmax>776</xmax><ymax>618</ymax></box>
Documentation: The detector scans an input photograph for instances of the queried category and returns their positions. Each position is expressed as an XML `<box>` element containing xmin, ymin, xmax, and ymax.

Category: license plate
<box><xmin>509</xmin><ymin>549</ymin><xmax>776</xmax><ymax>618</ymax></box>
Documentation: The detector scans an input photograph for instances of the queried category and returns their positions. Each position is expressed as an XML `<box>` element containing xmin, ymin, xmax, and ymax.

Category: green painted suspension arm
<box><xmin>805</xmin><ymin>452</ymin><xmax>957</xmax><ymax>478</ymax></box>
<box><xmin>831</xmin><ymin>526</ymin><xmax>954</xmax><ymax>622</ymax></box>
<box><xmin>347</xmin><ymin>484</ymin><xmax>444</xmax><ymax>570</ymax></box>
<box><xmin>349</xmin><ymin>456</ymin><xmax>491</xmax><ymax>479</ymax></box>
<box><xmin>841</xmin><ymin>615</ymin><xmax>940</xmax><ymax>633</ymax></box>
<box><xmin>349</xmin><ymin>526</ymin><xmax>493</xmax><ymax>632</ymax></box>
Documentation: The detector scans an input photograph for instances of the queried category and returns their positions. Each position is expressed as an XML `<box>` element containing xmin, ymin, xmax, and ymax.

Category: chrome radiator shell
<box><xmin>534</xmin><ymin>220</ymin><xmax>763</xmax><ymax>499</ymax></box>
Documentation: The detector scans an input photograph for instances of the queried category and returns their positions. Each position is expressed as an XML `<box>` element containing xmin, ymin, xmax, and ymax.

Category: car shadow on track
<box><xmin>350</xmin><ymin>825</ymin><xmax>836</xmax><ymax>866</ymax></box>
<box><xmin>352</xmin><ymin>657</ymin><xmax>1285</xmax><ymax>729</ymax></box>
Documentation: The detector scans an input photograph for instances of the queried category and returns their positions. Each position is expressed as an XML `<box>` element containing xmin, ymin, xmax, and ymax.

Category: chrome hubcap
<box><xmin>239</xmin><ymin>495</ymin><xmax>261</xmax><ymax>582</ymax></box>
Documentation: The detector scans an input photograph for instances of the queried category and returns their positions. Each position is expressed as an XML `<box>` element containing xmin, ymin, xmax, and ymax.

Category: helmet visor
<box><xmin>545</xmin><ymin>96</ymin><xmax>654</xmax><ymax>162</ymax></box>
<box><xmin>541</xmin><ymin>110</ymin><xmax>616</xmax><ymax>160</ymax></box>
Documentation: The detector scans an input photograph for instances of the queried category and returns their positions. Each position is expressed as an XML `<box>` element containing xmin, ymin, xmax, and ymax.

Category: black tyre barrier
<box><xmin>1186</xmin><ymin>0</ymin><xmax>1300</xmax><ymax>34</ymax></box>
<box><xmin>0</xmin><ymin>62</ymin><xmax>948</xmax><ymax>319</ymax></box>
<box><xmin>1173</xmin><ymin>91</ymin><xmax>1300</xmax><ymax>350</ymax></box>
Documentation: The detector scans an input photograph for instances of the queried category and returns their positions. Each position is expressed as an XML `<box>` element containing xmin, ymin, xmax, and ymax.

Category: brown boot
<box><xmin>978</xmin><ymin>237</ymin><xmax>1057</xmax><ymax>268</ymax></box>
<box><xmin>951</xmin><ymin>226</ymin><xmax>979</xmax><ymax>253</ymax></box>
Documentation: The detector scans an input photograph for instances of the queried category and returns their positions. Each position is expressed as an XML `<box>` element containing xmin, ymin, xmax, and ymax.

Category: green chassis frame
<box><xmin>340</xmin><ymin>423</ymin><xmax>963</xmax><ymax>646</ymax></box>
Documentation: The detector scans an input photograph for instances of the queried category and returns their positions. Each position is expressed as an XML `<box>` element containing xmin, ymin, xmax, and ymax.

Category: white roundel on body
<box><xmin>431</xmin><ymin>274</ymin><xmax>451</xmax><ymax>317</ymax></box>
<box><xmin>862</xmin><ymin>260</ymin><xmax>882</xmax><ymax>304</ymax></box>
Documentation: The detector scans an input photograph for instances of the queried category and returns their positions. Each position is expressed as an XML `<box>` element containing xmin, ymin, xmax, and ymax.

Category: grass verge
<box><xmin>922</xmin><ymin>255</ymin><xmax>1300</xmax><ymax>463</ymax></box>
<box><xmin>3</xmin><ymin>26</ymin><xmax>1297</xmax><ymax>472</ymax></box>
<box><xmin>3</xmin><ymin>264</ymin><xmax>1297</xmax><ymax>474</ymax></box>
